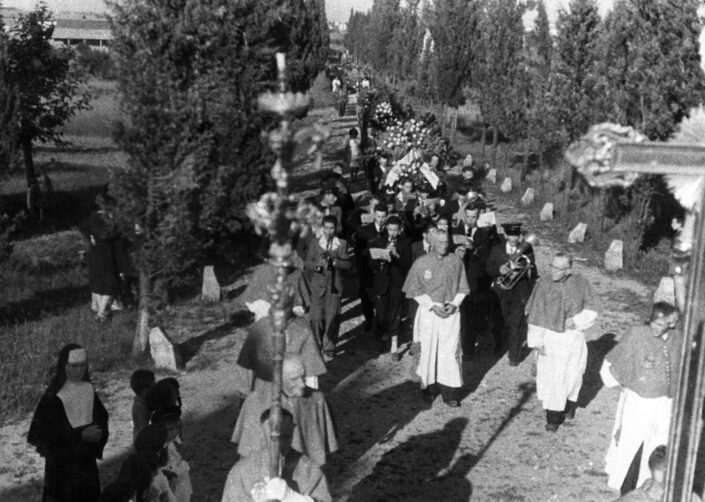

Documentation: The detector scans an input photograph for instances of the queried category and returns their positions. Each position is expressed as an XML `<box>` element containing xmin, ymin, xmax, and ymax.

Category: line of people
<box><xmin>26</xmin><ymin>151</ymin><xmax>696</xmax><ymax>500</ymax></box>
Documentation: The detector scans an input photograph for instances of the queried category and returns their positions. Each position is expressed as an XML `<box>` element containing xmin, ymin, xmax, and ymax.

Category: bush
<box><xmin>75</xmin><ymin>43</ymin><xmax>116</xmax><ymax>80</ymax></box>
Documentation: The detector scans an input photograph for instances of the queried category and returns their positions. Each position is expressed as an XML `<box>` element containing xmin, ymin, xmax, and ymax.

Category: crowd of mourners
<box><xmin>24</xmin><ymin>67</ymin><xmax>700</xmax><ymax>502</ymax></box>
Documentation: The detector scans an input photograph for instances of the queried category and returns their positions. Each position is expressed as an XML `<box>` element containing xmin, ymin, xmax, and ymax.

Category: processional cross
<box><xmin>566</xmin><ymin>124</ymin><xmax>705</xmax><ymax>502</ymax></box>
<box><xmin>249</xmin><ymin>54</ymin><xmax>328</xmax><ymax>482</ymax></box>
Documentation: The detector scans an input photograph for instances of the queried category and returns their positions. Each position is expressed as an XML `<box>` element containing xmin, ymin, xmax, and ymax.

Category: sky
<box><xmin>4</xmin><ymin>0</ymin><xmax>616</xmax><ymax>24</ymax></box>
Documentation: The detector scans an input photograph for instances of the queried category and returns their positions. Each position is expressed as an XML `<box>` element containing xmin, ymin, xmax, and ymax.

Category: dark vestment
<box><xmin>367</xmin><ymin>234</ymin><xmax>412</xmax><ymax>341</ymax></box>
<box><xmin>241</xmin><ymin>262</ymin><xmax>311</xmax><ymax>313</ymax></box>
<box><xmin>237</xmin><ymin>317</ymin><xmax>327</xmax><ymax>383</ymax></box>
<box><xmin>485</xmin><ymin>239</ymin><xmax>537</xmax><ymax>363</ymax></box>
<box><xmin>28</xmin><ymin>391</ymin><xmax>109</xmax><ymax>502</ymax></box>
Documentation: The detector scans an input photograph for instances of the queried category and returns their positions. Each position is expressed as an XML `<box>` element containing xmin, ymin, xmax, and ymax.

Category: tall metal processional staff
<box><xmin>249</xmin><ymin>53</ymin><xmax>328</xmax><ymax>479</ymax></box>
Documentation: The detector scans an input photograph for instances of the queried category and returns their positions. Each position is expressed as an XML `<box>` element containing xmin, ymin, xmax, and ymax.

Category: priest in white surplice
<box><xmin>525</xmin><ymin>252</ymin><xmax>598</xmax><ymax>432</ymax></box>
<box><xmin>403</xmin><ymin>229</ymin><xmax>469</xmax><ymax>407</ymax></box>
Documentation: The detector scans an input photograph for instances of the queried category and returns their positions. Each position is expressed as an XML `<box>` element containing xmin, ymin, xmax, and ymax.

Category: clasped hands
<box><xmin>251</xmin><ymin>477</ymin><xmax>307</xmax><ymax>502</ymax></box>
<box><xmin>431</xmin><ymin>303</ymin><xmax>457</xmax><ymax>318</ymax></box>
<box><xmin>81</xmin><ymin>424</ymin><xmax>102</xmax><ymax>443</ymax></box>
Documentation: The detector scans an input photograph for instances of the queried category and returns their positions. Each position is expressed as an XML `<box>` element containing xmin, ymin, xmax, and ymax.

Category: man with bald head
<box><xmin>525</xmin><ymin>252</ymin><xmax>598</xmax><ymax>432</ymax></box>
<box><xmin>403</xmin><ymin>228</ymin><xmax>469</xmax><ymax>407</ymax></box>
<box><xmin>231</xmin><ymin>354</ymin><xmax>338</xmax><ymax>467</ymax></box>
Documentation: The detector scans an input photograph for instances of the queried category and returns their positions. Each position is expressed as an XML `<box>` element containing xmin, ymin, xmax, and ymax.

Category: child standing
<box><xmin>347</xmin><ymin>128</ymin><xmax>361</xmax><ymax>181</ymax></box>
<box><xmin>130</xmin><ymin>369</ymin><xmax>155</xmax><ymax>447</ymax></box>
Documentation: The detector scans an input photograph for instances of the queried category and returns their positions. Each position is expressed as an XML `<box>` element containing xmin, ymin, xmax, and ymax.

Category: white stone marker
<box><xmin>520</xmin><ymin>187</ymin><xmax>535</xmax><ymax>206</ymax></box>
<box><xmin>487</xmin><ymin>169</ymin><xmax>497</xmax><ymax>184</ymax></box>
<box><xmin>500</xmin><ymin>177</ymin><xmax>512</xmax><ymax>193</ymax></box>
<box><xmin>604</xmin><ymin>240</ymin><xmax>624</xmax><ymax>271</ymax></box>
<box><xmin>540</xmin><ymin>202</ymin><xmax>554</xmax><ymax>221</ymax></box>
<box><xmin>201</xmin><ymin>265</ymin><xmax>221</xmax><ymax>302</ymax></box>
<box><xmin>567</xmin><ymin>223</ymin><xmax>587</xmax><ymax>243</ymax></box>
<box><xmin>149</xmin><ymin>327</ymin><xmax>181</xmax><ymax>371</ymax></box>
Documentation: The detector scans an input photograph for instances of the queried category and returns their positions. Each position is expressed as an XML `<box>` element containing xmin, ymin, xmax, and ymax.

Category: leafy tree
<box><xmin>475</xmin><ymin>0</ymin><xmax>526</xmax><ymax>168</ymax></box>
<box><xmin>430</xmin><ymin>0</ymin><xmax>480</xmax><ymax>108</ymax></box>
<box><xmin>5</xmin><ymin>3</ymin><xmax>90</xmax><ymax>200</ymax></box>
<box><xmin>0</xmin><ymin>11</ymin><xmax>18</xmax><ymax>174</ymax></box>
<box><xmin>414</xmin><ymin>0</ymin><xmax>436</xmax><ymax>104</ymax></box>
<box><xmin>0</xmin><ymin>11</ymin><xmax>21</xmax><ymax>263</ymax></box>
<box><xmin>523</xmin><ymin>0</ymin><xmax>558</xmax><ymax>176</ymax></box>
<box><xmin>596</xmin><ymin>0</ymin><xmax>705</xmax><ymax>140</ymax></box>
<box><xmin>551</xmin><ymin>0</ymin><xmax>602</xmax><ymax>142</ymax></box>
<box><xmin>345</xmin><ymin>10</ymin><xmax>373</xmax><ymax>64</ymax></box>
<box><xmin>368</xmin><ymin>0</ymin><xmax>400</xmax><ymax>73</ymax></box>
<box><xmin>109</xmin><ymin>0</ymin><xmax>329</xmax><ymax>354</ymax></box>
<box><xmin>389</xmin><ymin>0</ymin><xmax>424</xmax><ymax>84</ymax></box>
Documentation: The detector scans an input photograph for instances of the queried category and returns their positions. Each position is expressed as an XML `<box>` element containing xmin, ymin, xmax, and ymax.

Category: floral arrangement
<box><xmin>376</xmin><ymin>118</ymin><xmax>431</xmax><ymax>160</ymax></box>
<box><xmin>373</xmin><ymin>101</ymin><xmax>394</xmax><ymax>129</ymax></box>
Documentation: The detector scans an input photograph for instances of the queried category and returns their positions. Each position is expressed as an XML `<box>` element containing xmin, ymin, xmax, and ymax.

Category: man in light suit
<box><xmin>305</xmin><ymin>215</ymin><xmax>351</xmax><ymax>361</ymax></box>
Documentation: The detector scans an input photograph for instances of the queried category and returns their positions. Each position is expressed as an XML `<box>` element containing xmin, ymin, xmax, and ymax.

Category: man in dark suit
<box><xmin>367</xmin><ymin>215</ymin><xmax>412</xmax><ymax>353</ymax></box>
<box><xmin>353</xmin><ymin>203</ymin><xmax>388</xmax><ymax>332</ymax></box>
<box><xmin>453</xmin><ymin>202</ymin><xmax>500</xmax><ymax>359</ymax></box>
<box><xmin>410</xmin><ymin>222</ymin><xmax>435</xmax><ymax>262</ymax></box>
<box><xmin>485</xmin><ymin>223</ymin><xmax>537</xmax><ymax>366</ymax></box>
<box><xmin>404</xmin><ymin>184</ymin><xmax>436</xmax><ymax>242</ymax></box>
<box><xmin>304</xmin><ymin>215</ymin><xmax>351</xmax><ymax>361</ymax></box>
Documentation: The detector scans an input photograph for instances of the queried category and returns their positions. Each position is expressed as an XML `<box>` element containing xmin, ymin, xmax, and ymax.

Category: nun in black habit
<box><xmin>28</xmin><ymin>343</ymin><xmax>110</xmax><ymax>502</ymax></box>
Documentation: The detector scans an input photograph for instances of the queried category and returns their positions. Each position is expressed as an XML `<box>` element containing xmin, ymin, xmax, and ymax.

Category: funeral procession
<box><xmin>2</xmin><ymin>0</ymin><xmax>705</xmax><ymax>501</ymax></box>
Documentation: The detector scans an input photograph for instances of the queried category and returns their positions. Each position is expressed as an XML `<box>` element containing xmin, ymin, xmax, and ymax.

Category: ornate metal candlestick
<box><xmin>249</xmin><ymin>53</ymin><xmax>327</xmax><ymax>479</ymax></box>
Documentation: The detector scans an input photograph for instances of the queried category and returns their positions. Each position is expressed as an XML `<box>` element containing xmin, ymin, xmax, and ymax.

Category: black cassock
<box><xmin>27</xmin><ymin>391</ymin><xmax>109</xmax><ymax>502</ymax></box>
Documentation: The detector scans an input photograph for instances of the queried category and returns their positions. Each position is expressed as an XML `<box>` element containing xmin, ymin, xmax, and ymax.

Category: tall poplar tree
<box><xmin>369</xmin><ymin>0</ymin><xmax>400</xmax><ymax>74</ymax></box>
<box><xmin>596</xmin><ymin>0</ymin><xmax>705</xmax><ymax>140</ymax></box>
<box><xmin>523</xmin><ymin>0</ymin><xmax>556</xmax><ymax>174</ymax></box>
<box><xmin>109</xmin><ymin>0</ymin><xmax>329</xmax><ymax>354</ymax></box>
<box><xmin>476</xmin><ymin>0</ymin><xmax>526</xmax><ymax>168</ymax></box>
<box><xmin>551</xmin><ymin>0</ymin><xmax>602</xmax><ymax>142</ymax></box>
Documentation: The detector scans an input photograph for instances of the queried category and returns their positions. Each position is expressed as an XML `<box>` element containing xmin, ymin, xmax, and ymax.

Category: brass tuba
<box><xmin>496</xmin><ymin>233</ymin><xmax>539</xmax><ymax>290</ymax></box>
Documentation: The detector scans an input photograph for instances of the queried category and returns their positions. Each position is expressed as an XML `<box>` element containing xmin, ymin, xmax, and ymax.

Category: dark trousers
<box><xmin>497</xmin><ymin>284</ymin><xmax>530</xmax><ymax>363</ymax></box>
<box><xmin>621</xmin><ymin>443</ymin><xmax>644</xmax><ymax>495</ymax></box>
<box><xmin>461</xmin><ymin>289</ymin><xmax>503</xmax><ymax>355</ymax></box>
<box><xmin>371</xmin><ymin>288</ymin><xmax>403</xmax><ymax>341</ymax></box>
<box><xmin>355</xmin><ymin>257</ymin><xmax>375</xmax><ymax>326</ymax></box>
<box><xmin>425</xmin><ymin>383</ymin><xmax>460</xmax><ymax>402</ymax></box>
<box><xmin>310</xmin><ymin>292</ymin><xmax>341</xmax><ymax>353</ymax></box>
<box><xmin>365</xmin><ymin>161</ymin><xmax>379</xmax><ymax>194</ymax></box>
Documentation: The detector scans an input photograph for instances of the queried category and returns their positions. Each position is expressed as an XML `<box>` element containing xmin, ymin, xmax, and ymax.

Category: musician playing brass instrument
<box><xmin>485</xmin><ymin>223</ymin><xmax>537</xmax><ymax>366</ymax></box>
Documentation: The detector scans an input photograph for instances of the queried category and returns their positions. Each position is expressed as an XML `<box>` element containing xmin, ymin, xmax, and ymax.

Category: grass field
<box><xmin>0</xmin><ymin>79</ymin><xmax>136</xmax><ymax>423</ymax></box>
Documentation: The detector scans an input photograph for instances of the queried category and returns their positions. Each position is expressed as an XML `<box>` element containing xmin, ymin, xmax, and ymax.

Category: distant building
<box><xmin>2</xmin><ymin>9</ymin><xmax>113</xmax><ymax>51</ymax></box>
<box><xmin>51</xmin><ymin>18</ymin><xmax>112</xmax><ymax>50</ymax></box>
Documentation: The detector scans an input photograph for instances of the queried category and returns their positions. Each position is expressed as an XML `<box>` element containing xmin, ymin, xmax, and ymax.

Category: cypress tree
<box><xmin>596</xmin><ymin>0</ymin><xmax>705</xmax><ymax>140</ymax></box>
<box><xmin>551</xmin><ymin>0</ymin><xmax>602</xmax><ymax>142</ymax></box>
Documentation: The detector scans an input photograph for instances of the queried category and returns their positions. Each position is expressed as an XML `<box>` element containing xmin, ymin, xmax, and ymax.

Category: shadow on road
<box><xmin>578</xmin><ymin>332</ymin><xmax>618</xmax><ymax>409</ymax></box>
<box><xmin>347</xmin><ymin>417</ymin><xmax>473</xmax><ymax>502</ymax></box>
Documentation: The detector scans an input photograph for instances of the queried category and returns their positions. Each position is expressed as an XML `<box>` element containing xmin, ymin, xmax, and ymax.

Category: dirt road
<box><xmin>0</xmin><ymin>76</ymin><xmax>655</xmax><ymax>502</ymax></box>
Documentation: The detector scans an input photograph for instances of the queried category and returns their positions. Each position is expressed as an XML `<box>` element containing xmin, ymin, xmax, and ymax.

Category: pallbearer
<box><xmin>403</xmin><ymin>229</ymin><xmax>469</xmax><ymax>407</ymax></box>
<box><xmin>525</xmin><ymin>252</ymin><xmax>599</xmax><ymax>432</ymax></box>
